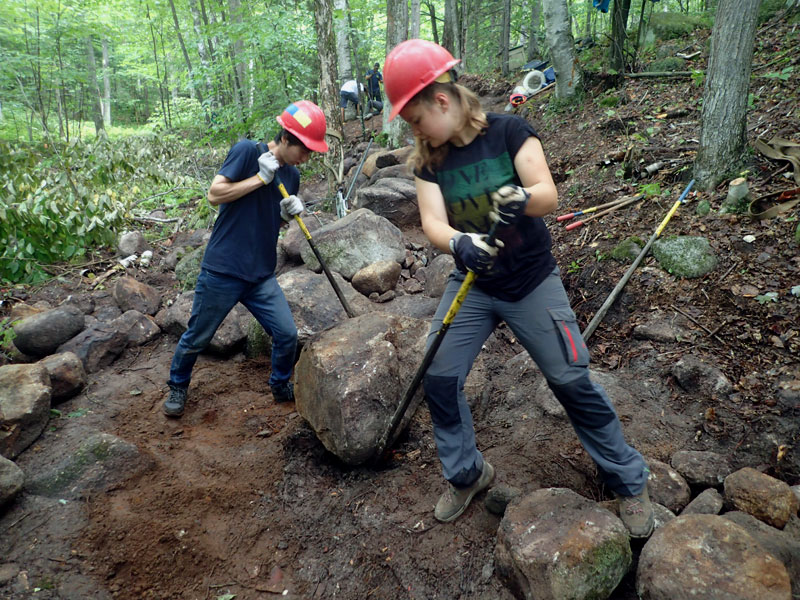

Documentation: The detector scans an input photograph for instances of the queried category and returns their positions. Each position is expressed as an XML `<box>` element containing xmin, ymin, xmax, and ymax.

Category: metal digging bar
<box><xmin>273</xmin><ymin>173</ymin><xmax>356</xmax><ymax>318</ymax></box>
<box><xmin>581</xmin><ymin>179</ymin><xmax>695</xmax><ymax>342</ymax></box>
<box><xmin>374</xmin><ymin>223</ymin><xmax>499</xmax><ymax>462</ymax></box>
<box><xmin>344</xmin><ymin>136</ymin><xmax>374</xmax><ymax>208</ymax></box>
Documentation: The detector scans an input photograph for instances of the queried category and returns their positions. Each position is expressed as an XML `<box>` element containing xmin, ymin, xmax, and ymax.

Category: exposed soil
<box><xmin>2</xmin><ymin>17</ymin><xmax>799</xmax><ymax>600</ymax></box>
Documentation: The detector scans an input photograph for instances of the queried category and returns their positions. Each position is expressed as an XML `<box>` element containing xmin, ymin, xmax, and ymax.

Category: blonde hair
<box><xmin>407</xmin><ymin>82</ymin><xmax>488</xmax><ymax>173</ymax></box>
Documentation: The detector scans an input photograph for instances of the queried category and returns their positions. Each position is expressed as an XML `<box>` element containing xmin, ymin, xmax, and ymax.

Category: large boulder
<box><xmin>299</xmin><ymin>209</ymin><xmax>406</xmax><ymax>280</ymax></box>
<box><xmin>353</xmin><ymin>178</ymin><xmax>420</xmax><ymax>228</ymax></box>
<box><xmin>636</xmin><ymin>514</ymin><xmax>791</xmax><ymax>600</ymax></box>
<box><xmin>294</xmin><ymin>312</ymin><xmax>428</xmax><ymax>465</ymax></box>
<box><xmin>495</xmin><ymin>487</ymin><xmax>632</xmax><ymax>600</ymax></box>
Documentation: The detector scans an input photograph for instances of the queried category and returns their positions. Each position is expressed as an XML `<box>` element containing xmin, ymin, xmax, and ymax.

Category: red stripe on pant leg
<box><xmin>563</xmin><ymin>323</ymin><xmax>578</xmax><ymax>362</ymax></box>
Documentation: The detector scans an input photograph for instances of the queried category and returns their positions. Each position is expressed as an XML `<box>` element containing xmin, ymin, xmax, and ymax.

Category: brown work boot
<box><xmin>616</xmin><ymin>484</ymin><xmax>655</xmax><ymax>538</ymax></box>
<box><xmin>434</xmin><ymin>461</ymin><xmax>495</xmax><ymax>523</ymax></box>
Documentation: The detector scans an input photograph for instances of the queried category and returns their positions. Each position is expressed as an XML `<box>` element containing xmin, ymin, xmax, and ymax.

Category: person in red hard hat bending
<box><xmin>163</xmin><ymin>100</ymin><xmax>329</xmax><ymax>418</ymax></box>
<box><xmin>383</xmin><ymin>40</ymin><xmax>654</xmax><ymax>537</ymax></box>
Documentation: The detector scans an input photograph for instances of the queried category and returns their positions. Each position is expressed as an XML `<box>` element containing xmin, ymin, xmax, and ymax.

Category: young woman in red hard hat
<box><xmin>384</xmin><ymin>40</ymin><xmax>654</xmax><ymax>536</ymax></box>
<box><xmin>163</xmin><ymin>100</ymin><xmax>328</xmax><ymax>417</ymax></box>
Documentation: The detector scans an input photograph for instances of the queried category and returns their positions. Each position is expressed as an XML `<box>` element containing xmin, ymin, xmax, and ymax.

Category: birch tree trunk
<box><xmin>101</xmin><ymin>39</ymin><xmax>111</xmax><ymax>126</ymax></box>
<box><xmin>501</xmin><ymin>0</ymin><xmax>511</xmax><ymax>75</ymax></box>
<box><xmin>86</xmin><ymin>37</ymin><xmax>105</xmax><ymax>136</ymax></box>
<box><xmin>188</xmin><ymin>0</ymin><xmax>213</xmax><ymax>107</ymax></box>
<box><xmin>314</xmin><ymin>0</ymin><xmax>345</xmax><ymax>193</ymax></box>
<box><xmin>443</xmin><ymin>0</ymin><xmax>460</xmax><ymax>58</ymax></box>
<box><xmin>543</xmin><ymin>0</ymin><xmax>582</xmax><ymax>100</ymax></box>
<box><xmin>694</xmin><ymin>0</ymin><xmax>761</xmax><ymax>190</ymax></box>
<box><xmin>410</xmin><ymin>0</ymin><xmax>421</xmax><ymax>38</ymax></box>
<box><xmin>333</xmin><ymin>0</ymin><xmax>352</xmax><ymax>80</ymax></box>
<box><xmin>384</xmin><ymin>0</ymin><xmax>409</xmax><ymax>148</ymax></box>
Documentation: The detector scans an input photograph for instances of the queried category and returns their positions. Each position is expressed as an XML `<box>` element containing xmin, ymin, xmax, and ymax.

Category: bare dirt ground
<box><xmin>2</xmin><ymin>17</ymin><xmax>799</xmax><ymax>600</ymax></box>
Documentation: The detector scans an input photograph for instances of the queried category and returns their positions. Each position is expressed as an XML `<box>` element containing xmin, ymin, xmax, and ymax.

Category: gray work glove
<box><xmin>449</xmin><ymin>232</ymin><xmax>503</xmax><ymax>275</ymax></box>
<box><xmin>280</xmin><ymin>195</ymin><xmax>304</xmax><ymax>222</ymax></box>
<box><xmin>490</xmin><ymin>185</ymin><xmax>530</xmax><ymax>226</ymax></box>
<box><xmin>256</xmin><ymin>151</ymin><xmax>280</xmax><ymax>186</ymax></box>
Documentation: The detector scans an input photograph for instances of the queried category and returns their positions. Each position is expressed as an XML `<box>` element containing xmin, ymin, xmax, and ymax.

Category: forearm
<box><xmin>208</xmin><ymin>175</ymin><xmax>264</xmax><ymax>206</ymax></box>
<box><xmin>521</xmin><ymin>181</ymin><xmax>558</xmax><ymax>217</ymax></box>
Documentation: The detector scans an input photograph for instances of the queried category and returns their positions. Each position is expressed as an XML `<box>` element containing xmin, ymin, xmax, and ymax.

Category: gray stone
<box><xmin>648</xmin><ymin>459</ymin><xmax>692</xmax><ymax>513</ymax></box>
<box><xmin>672</xmin><ymin>355</ymin><xmax>733</xmax><ymax>397</ymax></box>
<box><xmin>0</xmin><ymin>454</ymin><xmax>24</xmax><ymax>507</ymax></box>
<box><xmin>723</xmin><ymin>467</ymin><xmax>800</xmax><ymax>529</ymax></box>
<box><xmin>671</xmin><ymin>450</ymin><xmax>732</xmax><ymax>488</ymax></box>
<box><xmin>651</xmin><ymin>236</ymin><xmax>718</xmax><ymax>278</ymax></box>
<box><xmin>424</xmin><ymin>254</ymin><xmax>456</xmax><ymax>298</ymax></box>
<box><xmin>681</xmin><ymin>488</ymin><xmax>724</xmax><ymax>515</ymax></box>
<box><xmin>12</xmin><ymin>305</ymin><xmax>85</xmax><ymax>356</ymax></box>
<box><xmin>112</xmin><ymin>276</ymin><xmax>161</xmax><ymax>316</ymax></box>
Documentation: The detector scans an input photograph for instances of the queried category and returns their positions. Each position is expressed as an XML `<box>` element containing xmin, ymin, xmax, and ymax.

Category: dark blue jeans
<box><xmin>169</xmin><ymin>268</ymin><xmax>297</xmax><ymax>389</ymax></box>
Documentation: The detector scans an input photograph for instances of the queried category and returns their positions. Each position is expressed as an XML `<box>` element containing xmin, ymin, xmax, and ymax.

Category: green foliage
<box><xmin>0</xmin><ymin>134</ymin><xmax>211</xmax><ymax>284</ymax></box>
<box><xmin>691</xmin><ymin>69</ymin><xmax>705</xmax><ymax>87</ymax></box>
<box><xmin>764</xmin><ymin>66</ymin><xmax>794</xmax><ymax>81</ymax></box>
<box><xmin>597</xmin><ymin>94</ymin><xmax>620</xmax><ymax>108</ymax></box>
<box><xmin>639</xmin><ymin>182</ymin><xmax>661</xmax><ymax>197</ymax></box>
<box><xmin>755</xmin><ymin>291</ymin><xmax>778</xmax><ymax>304</ymax></box>
<box><xmin>758</xmin><ymin>0</ymin><xmax>788</xmax><ymax>24</ymax></box>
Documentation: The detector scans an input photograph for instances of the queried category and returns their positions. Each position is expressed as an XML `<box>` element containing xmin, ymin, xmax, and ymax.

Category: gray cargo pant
<box><xmin>422</xmin><ymin>267</ymin><xmax>648</xmax><ymax>495</ymax></box>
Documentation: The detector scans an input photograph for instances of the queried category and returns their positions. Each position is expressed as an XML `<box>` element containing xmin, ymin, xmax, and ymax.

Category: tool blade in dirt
<box><xmin>274</xmin><ymin>174</ymin><xmax>356</xmax><ymax>318</ymax></box>
<box><xmin>582</xmin><ymin>180</ymin><xmax>695</xmax><ymax>342</ymax></box>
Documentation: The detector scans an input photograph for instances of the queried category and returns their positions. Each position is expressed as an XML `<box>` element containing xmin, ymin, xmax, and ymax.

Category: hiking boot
<box><xmin>163</xmin><ymin>384</ymin><xmax>188</xmax><ymax>417</ymax></box>
<box><xmin>434</xmin><ymin>461</ymin><xmax>495</xmax><ymax>523</ymax></box>
<box><xmin>617</xmin><ymin>484</ymin><xmax>655</xmax><ymax>538</ymax></box>
<box><xmin>270</xmin><ymin>381</ymin><xmax>294</xmax><ymax>404</ymax></box>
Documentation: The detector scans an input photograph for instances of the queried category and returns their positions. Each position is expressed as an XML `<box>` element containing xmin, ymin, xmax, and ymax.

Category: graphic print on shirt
<box><xmin>438</xmin><ymin>151</ymin><xmax>515</xmax><ymax>233</ymax></box>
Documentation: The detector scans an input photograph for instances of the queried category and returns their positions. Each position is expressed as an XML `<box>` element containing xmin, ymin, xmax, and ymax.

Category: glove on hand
<box><xmin>449</xmin><ymin>232</ymin><xmax>503</xmax><ymax>275</ymax></box>
<box><xmin>490</xmin><ymin>185</ymin><xmax>530</xmax><ymax>226</ymax></box>
<box><xmin>257</xmin><ymin>151</ymin><xmax>280</xmax><ymax>186</ymax></box>
<box><xmin>280</xmin><ymin>195</ymin><xmax>304</xmax><ymax>222</ymax></box>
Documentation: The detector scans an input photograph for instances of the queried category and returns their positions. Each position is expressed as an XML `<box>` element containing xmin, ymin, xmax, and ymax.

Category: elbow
<box><xmin>207</xmin><ymin>191</ymin><xmax>221</xmax><ymax>207</ymax></box>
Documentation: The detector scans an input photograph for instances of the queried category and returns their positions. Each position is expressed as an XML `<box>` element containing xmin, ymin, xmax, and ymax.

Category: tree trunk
<box><xmin>384</xmin><ymin>0</ymin><xmax>409</xmax><ymax>148</ymax></box>
<box><xmin>227</xmin><ymin>0</ymin><xmax>246</xmax><ymax>110</ymax></box>
<box><xmin>423</xmin><ymin>1</ymin><xmax>439</xmax><ymax>45</ymax></box>
<box><xmin>410</xmin><ymin>0</ymin><xmax>421</xmax><ymax>38</ymax></box>
<box><xmin>188</xmin><ymin>0</ymin><xmax>213</xmax><ymax>109</ymax></box>
<box><xmin>102</xmin><ymin>39</ymin><xmax>111</xmax><ymax>126</ymax></box>
<box><xmin>609</xmin><ymin>0</ymin><xmax>626</xmax><ymax>72</ymax></box>
<box><xmin>501</xmin><ymin>0</ymin><xmax>511</xmax><ymax>75</ymax></box>
<box><xmin>694</xmin><ymin>0</ymin><xmax>761</xmax><ymax>190</ymax></box>
<box><xmin>86</xmin><ymin>37</ymin><xmax>105</xmax><ymax>136</ymax></box>
<box><xmin>443</xmin><ymin>0</ymin><xmax>460</xmax><ymax>58</ymax></box>
<box><xmin>543</xmin><ymin>0</ymin><xmax>582</xmax><ymax>100</ymax></box>
<box><xmin>527</xmin><ymin>0</ymin><xmax>541</xmax><ymax>60</ymax></box>
<box><xmin>168</xmin><ymin>0</ymin><xmax>203</xmax><ymax>105</ymax></box>
<box><xmin>333</xmin><ymin>0</ymin><xmax>352</xmax><ymax>80</ymax></box>
<box><xmin>314</xmin><ymin>0</ymin><xmax>345</xmax><ymax>194</ymax></box>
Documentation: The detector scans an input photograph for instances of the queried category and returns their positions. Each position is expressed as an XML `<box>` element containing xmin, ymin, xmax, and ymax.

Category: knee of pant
<box><xmin>423</xmin><ymin>374</ymin><xmax>461</xmax><ymax>429</ymax></box>
<box><xmin>273</xmin><ymin>324</ymin><xmax>298</xmax><ymax>345</ymax></box>
<box><xmin>547</xmin><ymin>374</ymin><xmax>616</xmax><ymax>429</ymax></box>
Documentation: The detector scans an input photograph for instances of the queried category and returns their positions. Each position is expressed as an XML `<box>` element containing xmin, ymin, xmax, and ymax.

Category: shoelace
<box><xmin>623</xmin><ymin>498</ymin><xmax>644</xmax><ymax>515</ymax></box>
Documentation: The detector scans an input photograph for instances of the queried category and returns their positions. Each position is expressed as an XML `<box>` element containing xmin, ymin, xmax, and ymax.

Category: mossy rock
<box><xmin>652</xmin><ymin>236</ymin><xmax>718</xmax><ymax>278</ymax></box>
<box><xmin>695</xmin><ymin>199</ymin><xmax>711</xmax><ymax>216</ymax></box>
<box><xmin>610</xmin><ymin>236</ymin><xmax>644</xmax><ymax>263</ymax></box>
<box><xmin>174</xmin><ymin>245</ymin><xmax>205</xmax><ymax>291</ymax></box>
<box><xmin>647</xmin><ymin>57</ymin><xmax>685</xmax><ymax>73</ymax></box>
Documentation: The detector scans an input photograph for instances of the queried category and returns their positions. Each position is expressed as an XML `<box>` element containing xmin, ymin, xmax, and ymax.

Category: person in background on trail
<box><xmin>339</xmin><ymin>78</ymin><xmax>364</xmax><ymax>123</ymax></box>
<box><xmin>365</xmin><ymin>62</ymin><xmax>383</xmax><ymax>115</ymax></box>
<box><xmin>162</xmin><ymin>100</ymin><xmax>329</xmax><ymax>418</ymax></box>
<box><xmin>383</xmin><ymin>39</ymin><xmax>654</xmax><ymax>537</ymax></box>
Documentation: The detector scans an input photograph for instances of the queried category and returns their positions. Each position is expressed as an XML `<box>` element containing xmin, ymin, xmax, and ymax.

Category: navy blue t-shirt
<box><xmin>416</xmin><ymin>112</ymin><xmax>556</xmax><ymax>301</ymax></box>
<box><xmin>201</xmin><ymin>140</ymin><xmax>300</xmax><ymax>282</ymax></box>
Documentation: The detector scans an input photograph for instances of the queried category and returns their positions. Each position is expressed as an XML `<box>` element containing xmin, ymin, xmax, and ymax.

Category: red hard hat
<box><xmin>384</xmin><ymin>39</ymin><xmax>461</xmax><ymax>121</ymax></box>
<box><xmin>276</xmin><ymin>100</ymin><xmax>328</xmax><ymax>153</ymax></box>
<box><xmin>510</xmin><ymin>93</ymin><xmax>527</xmax><ymax>106</ymax></box>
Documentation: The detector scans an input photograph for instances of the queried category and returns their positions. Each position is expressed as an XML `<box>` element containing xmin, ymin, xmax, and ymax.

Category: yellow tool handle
<box><xmin>276</xmin><ymin>181</ymin><xmax>312</xmax><ymax>240</ymax></box>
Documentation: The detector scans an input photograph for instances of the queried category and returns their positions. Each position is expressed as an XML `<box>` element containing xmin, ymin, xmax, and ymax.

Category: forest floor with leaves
<box><xmin>2</xmin><ymin>16</ymin><xmax>799</xmax><ymax>600</ymax></box>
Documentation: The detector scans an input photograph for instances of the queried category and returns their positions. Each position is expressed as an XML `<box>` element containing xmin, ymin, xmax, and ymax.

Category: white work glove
<box><xmin>280</xmin><ymin>195</ymin><xmax>304</xmax><ymax>222</ymax></box>
<box><xmin>449</xmin><ymin>232</ymin><xmax>503</xmax><ymax>275</ymax></box>
<box><xmin>490</xmin><ymin>185</ymin><xmax>530</xmax><ymax>226</ymax></box>
<box><xmin>256</xmin><ymin>151</ymin><xmax>280</xmax><ymax>186</ymax></box>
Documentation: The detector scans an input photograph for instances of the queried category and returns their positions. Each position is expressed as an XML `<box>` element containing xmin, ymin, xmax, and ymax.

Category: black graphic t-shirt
<box><xmin>416</xmin><ymin>112</ymin><xmax>556</xmax><ymax>301</ymax></box>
